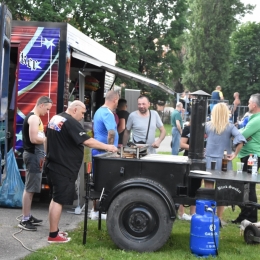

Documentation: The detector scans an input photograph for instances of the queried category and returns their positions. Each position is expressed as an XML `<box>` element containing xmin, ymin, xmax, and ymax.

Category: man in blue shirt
<box><xmin>91</xmin><ymin>90</ymin><xmax>119</xmax><ymax>220</ymax></box>
<box><xmin>92</xmin><ymin>90</ymin><xmax>119</xmax><ymax>156</ymax></box>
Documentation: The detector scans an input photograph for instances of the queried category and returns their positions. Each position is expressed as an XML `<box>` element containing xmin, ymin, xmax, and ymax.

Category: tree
<box><xmin>7</xmin><ymin>0</ymin><xmax>188</xmax><ymax>102</ymax></box>
<box><xmin>227</xmin><ymin>22</ymin><xmax>260</xmax><ymax>105</ymax></box>
<box><xmin>76</xmin><ymin>0</ymin><xmax>188</xmax><ymax>102</ymax></box>
<box><xmin>183</xmin><ymin>0</ymin><xmax>254</xmax><ymax>95</ymax></box>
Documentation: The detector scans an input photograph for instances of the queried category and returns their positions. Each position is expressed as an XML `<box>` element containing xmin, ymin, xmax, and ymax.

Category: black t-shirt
<box><xmin>22</xmin><ymin>112</ymin><xmax>44</xmax><ymax>153</ymax></box>
<box><xmin>46</xmin><ymin>112</ymin><xmax>90</xmax><ymax>179</ymax></box>
<box><xmin>181</xmin><ymin>125</ymin><xmax>190</xmax><ymax>156</ymax></box>
<box><xmin>116</xmin><ymin>110</ymin><xmax>129</xmax><ymax>144</ymax></box>
<box><xmin>23</xmin><ymin>112</ymin><xmax>35</xmax><ymax>153</ymax></box>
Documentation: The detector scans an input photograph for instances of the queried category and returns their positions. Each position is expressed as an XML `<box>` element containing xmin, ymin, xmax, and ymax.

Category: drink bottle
<box><xmin>252</xmin><ymin>154</ymin><xmax>258</xmax><ymax>175</ymax></box>
<box><xmin>247</xmin><ymin>154</ymin><xmax>253</xmax><ymax>174</ymax></box>
<box><xmin>221</xmin><ymin>150</ymin><xmax>228</xmax><ymax>171</ymax></box>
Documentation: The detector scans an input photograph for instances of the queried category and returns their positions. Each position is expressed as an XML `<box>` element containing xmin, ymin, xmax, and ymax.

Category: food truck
<box><xmin>6</xmin><ymin>20</ymin><xmax>173</xmax><ymax>197</ymax></box>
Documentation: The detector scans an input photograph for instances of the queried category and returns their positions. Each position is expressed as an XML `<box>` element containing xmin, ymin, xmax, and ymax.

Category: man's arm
<box><xmin>28</xmin><ymin>115</ymin><xmax>46</xmax><ymax>144</ymax></box>
<box><xmin>123</xmin><ymin>129</ymin><xmax>131</xmax><ymax>146</ymax></box>
<box><xmin>152</xmin><ymin>126</ymin><xmax>166</xmax><ymax>148</ymax></box>
<box><xmin>240</xmin><ymin>120</ymin><xmax>257</xmax><ymax>139</ymax></box>
<box><xmin>107</xmin><ymin>129</ymin><xmax>116</xmax><ymax>145</ymax></box>
<box><xmin>83</xmin><ymin>138</ymin><xmax>117</xmax><ymax>152</ymax></box>
<box><xmin>117</xmin><ymin>118</ymin><xmax>126</xmax><ymax>134</ymax></box>
<box><xmin>176</xmin><ymin>120</ymin><xmax>182</xmax><ymax>135</ymax></box>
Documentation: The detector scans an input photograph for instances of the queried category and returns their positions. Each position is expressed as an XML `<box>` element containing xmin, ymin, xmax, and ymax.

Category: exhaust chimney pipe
<box><xmin>189</xmin><ymin>90</ymin><xmax>211</xmax><ymax>170</ymax></box>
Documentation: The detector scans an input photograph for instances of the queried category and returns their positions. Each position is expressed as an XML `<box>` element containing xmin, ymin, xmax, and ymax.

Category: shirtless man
<box><xmin>232</xmin><ymin>92</ymin><xmax>241</xmax><ymax>124</ymax></box>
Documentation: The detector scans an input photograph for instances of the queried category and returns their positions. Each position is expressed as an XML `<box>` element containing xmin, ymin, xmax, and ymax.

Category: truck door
<box><xmin>0</xmin><ymin>4</ymin><xmax>12</xmax><ymax>183</ymax></box>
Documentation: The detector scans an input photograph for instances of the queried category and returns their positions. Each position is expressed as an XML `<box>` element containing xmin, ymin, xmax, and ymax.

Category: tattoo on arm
<box><xmin>108</xmin><ymin>130</ymin><xmax>115</xmax><ymax>144</ymax></box>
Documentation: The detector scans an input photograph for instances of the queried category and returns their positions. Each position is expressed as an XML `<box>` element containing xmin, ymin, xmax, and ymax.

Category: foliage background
<box><xmin>6</xmin><ymin>0</ymin><xmax>259</xmax><ymax>105</ymax></box>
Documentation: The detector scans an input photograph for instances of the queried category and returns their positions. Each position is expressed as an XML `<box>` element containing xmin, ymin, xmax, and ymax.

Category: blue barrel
<box><xmin>190</xmin><ymin>200</ymin><xmax>219</xmax><ymax>257</ymax></box>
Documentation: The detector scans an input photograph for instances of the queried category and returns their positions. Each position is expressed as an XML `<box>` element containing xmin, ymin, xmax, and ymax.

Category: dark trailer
<box><xmin>86</xmin><ymin>90</ymin><xmax>260</xmax><ymax>252</ymax></box>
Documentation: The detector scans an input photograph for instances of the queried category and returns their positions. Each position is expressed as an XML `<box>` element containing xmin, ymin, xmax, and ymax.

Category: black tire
<box><xmin>244</xmin><ymin>225</ymin><xmax>260</xmax><ymax>244</ymax></box>
<box><xmin>107</xmin><ymin>188</ymin><xmax>174</xmax><ymax>252</ymax></box>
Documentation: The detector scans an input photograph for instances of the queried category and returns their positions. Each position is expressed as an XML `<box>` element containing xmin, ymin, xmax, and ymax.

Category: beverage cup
<box><xmin>211</xmin><ymin>161</ymin><xmax>216</xmax><ymax>170</ymax></box>
<box><xmin>236</xmin><ymin>162</ymin><xmax>244</xmax><ymax>174</ymax></box>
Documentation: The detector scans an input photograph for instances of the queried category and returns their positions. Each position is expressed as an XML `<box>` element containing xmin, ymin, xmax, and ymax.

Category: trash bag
<box><xmin>0</xmin><ymin>149</ymin><xmax>24</xmax><ymax>208</ymax></box>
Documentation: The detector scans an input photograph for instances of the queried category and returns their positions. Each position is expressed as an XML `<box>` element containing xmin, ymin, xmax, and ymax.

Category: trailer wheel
<box><xmin>244</xmin><ymin>225</ymin><xmax>260</xmax><ymax>244</ymax></box>
<box><xmin>107</xmin><ymin>188</ymin><xmax>174</xmax><ymax>252</ymax></box>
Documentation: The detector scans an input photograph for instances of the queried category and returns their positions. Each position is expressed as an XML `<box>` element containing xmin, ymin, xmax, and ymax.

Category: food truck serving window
<box><xmin>71</xmin><ymin>51</ymin><xmax>174</xmax><ymax>95</ymax></box>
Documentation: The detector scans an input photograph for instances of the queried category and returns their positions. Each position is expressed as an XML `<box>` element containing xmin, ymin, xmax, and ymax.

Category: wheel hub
<box><xmin>120</xmin><ymin>204</ymin><xmax>159</xmax><ymax>240</ymax></box>
<box><xmin>129</xmin><ymin>212</ymin><xmax>148</xmax><ymax>232</ymax></box>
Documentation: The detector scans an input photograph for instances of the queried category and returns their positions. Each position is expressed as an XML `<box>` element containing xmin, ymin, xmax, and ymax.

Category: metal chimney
<box><xmin>189</xmin><ymin>90</ymin><xmax>211</xmax><ymax>170</ymax></box>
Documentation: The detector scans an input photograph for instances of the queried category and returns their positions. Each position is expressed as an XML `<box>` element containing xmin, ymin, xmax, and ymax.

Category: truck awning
<box><xmin>72</xmin><ymin>51</ymin><xmax>174</xmax><ymax>95</ymax></box>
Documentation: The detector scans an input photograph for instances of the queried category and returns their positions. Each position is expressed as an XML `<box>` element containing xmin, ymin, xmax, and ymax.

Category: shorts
<box><xmin>23</xmin><ymin>151</ymin><xmax>44</xmax><ymax>193</ymax></box>
<box><xmin>49</xmin><ymin>169</ymin><xmax>76</xmax><ymax>205</ymax></box>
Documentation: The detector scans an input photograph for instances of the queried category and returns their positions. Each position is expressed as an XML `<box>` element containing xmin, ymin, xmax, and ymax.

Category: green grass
<box><xmin>24</xmin><ymin>205</ymin><xmax>260</xmax><ymax>260</ymax></box>
<box><xmin>24</xmin><ymin>156</ymin><xmax>260</xmax><ymax>260</ymax></box>
<box><xmin>156</xmin><ymin>124</ymin><xmax>171</xmax><ymax>137</ymax></box>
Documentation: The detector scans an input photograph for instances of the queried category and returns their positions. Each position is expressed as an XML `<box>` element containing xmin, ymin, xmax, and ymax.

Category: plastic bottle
<box><xmin>247</xmin><ymin>154</ymin><xmax>254</xmax><ymax>174</ymax></box>
<box><xmin>252</xmin><ymin>154</ymin><xmax>258</xmax><ymax>175</ymax></box>
<box><xmin>221</xmin><ymin>150</ymin><xmax>228</xmax><ymax>171</ymax></box>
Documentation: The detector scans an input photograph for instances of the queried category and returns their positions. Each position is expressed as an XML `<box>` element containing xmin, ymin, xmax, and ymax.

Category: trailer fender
<box><xmin>99</xmin><ymin>177</ymin><xmax>176</xmax><ymax>219</ymax></box>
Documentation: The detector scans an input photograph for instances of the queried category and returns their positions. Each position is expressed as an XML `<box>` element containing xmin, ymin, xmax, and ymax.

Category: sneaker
<box><xmin>240</xmin><ymin>219</ymin><xmax>252</xmax><ymax>231</ymax></box>
<box><xmin>29</xmin><ymin>215</ymin><xmax>43</xmax><ymax>226</ymax></box>
<box><xmin>48</xmin><ymin>234</ymin><xmax>71</xmax><ymax>244</ymax></box>
<box><xmin>231</xmin><ymin>218</ymin><xmax>243</xmax><ymax>224</ymax></box>
<box><xmin>59</xmin><ymin>231</ymin><xmax>68</xmax><ymax>237</ymax></box>
<box><xmin>101</xmin><ymin>214</ymin><xmax>107</xmax><ymax>220</ymax></box>
<box><xmin>90</xmin><ymin>211</ymin><xmax>99</xmax><ymax>220</ymax></box>
<box><xmin>179</xmin><ymin>213</ymin><xmax>192</xmax><ymax>221</ymax></box>
<box><xmin>18</xmin><ymin>220</ymin><xmax>37</xmax><ymax>231</ymax></box>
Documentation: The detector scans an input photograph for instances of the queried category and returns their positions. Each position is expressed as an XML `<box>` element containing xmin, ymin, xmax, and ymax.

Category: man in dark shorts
<box><xmin>46</xmin><ymin>100</ymin><xmax>117</xmax><ymax>243</ymax></box>
<box><xmin>18</xmin><ymin>96</ymin><xmax>53</xmax><ymax>231</ymax></box>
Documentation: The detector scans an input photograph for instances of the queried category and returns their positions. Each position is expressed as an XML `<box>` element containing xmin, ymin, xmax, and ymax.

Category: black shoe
<box><xmin>231</xmin><ymin>218</ymin><xmax>243</xmax><ymax>224</ymax></box>
<box><xmin>29</xmin><ymin>215</ymin><xmax>43</xmax><ymax>226</ymax></box>
<box><xmin>18</xmin><ymin>220</ymin><xmax>37</xmax><ymax>231</ymax></box>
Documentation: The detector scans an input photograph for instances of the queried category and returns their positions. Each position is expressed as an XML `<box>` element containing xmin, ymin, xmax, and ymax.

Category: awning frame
<box><xmin>72</xmin><ymin>50</ymin><xmax>175</xmax><ymax>95</ymax></box>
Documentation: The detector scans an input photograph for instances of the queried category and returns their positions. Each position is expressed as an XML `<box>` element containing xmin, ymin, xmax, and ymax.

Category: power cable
<box><xmin>12</xmin><ymin>215</ymin><xmax>58</xmax><ymax>260</ymax></box>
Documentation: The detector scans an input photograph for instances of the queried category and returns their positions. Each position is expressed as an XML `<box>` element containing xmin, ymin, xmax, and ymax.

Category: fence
<box><xmin>157</xmin><ymin>99</ymin><xmax>248</xmax><ymax>125</ymax></box>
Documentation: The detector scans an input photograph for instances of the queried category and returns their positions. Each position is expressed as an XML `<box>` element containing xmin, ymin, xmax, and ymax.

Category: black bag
<box><xmin>133</xmin><ymin>140</ymin><xmax>146</xmax><ymax>144</ymax></box>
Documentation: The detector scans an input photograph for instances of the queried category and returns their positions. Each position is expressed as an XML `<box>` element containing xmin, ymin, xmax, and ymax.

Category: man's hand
<box><xmin>152</xmin><ymin>139</ymin><xmax>161</xmax><ymax>148</ymax></box>
<box><xmin>105</xmin><ymin>145</ymin><xmax>118</xmax><ymax>153</ymax></box>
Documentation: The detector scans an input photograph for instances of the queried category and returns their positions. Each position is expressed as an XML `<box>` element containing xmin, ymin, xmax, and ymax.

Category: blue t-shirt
<box><xmin>93</xmin><ymin>107</ymin><xmax>118</xmax><ymax>146</ymax></box>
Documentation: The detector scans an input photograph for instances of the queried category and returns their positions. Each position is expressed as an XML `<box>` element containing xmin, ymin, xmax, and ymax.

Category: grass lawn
<box><xmin>25</xmin><ymin>157</ymin><xmax>260</xmax><ymax>260</ymax></box>
<box><xmin>156</xmin><ymin>124</ymin><xmax>171</xmax><ymax>137</ymax></box>
<box><xmin>25</xmin><ymin>205</ymin><xmax>260</xmax><ymax>260</ymax></box>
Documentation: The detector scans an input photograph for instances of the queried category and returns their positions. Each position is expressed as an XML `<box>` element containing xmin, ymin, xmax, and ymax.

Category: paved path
<box><xmin>156</xmin><ymin>135</ymin><xmax>172</xmax><ymax>153</ymax></box>
<box><xmin>0</xmin><ymin>200</ymin><xmax>90</xmax><ymax>260</ymax></box>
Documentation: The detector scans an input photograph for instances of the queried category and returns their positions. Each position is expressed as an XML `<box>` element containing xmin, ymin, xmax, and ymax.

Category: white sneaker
<box><xmin>179</xmin><ymin>213</ymin><xmax>192</xmax><ymax>221</ymax></box>
<box><xmin>101</xmin><ymin>214</ymin><xmax>107</xmax><ymax>220</ymax></box>
<box><xmin>240</xmin><ymin>219</ymin><xmax>252</xmax><ymax>232</ymax></box>
<box><xmin>90</xmin><ymin>211</ymin><xmax>99</xmax><ymax>220</ymax></box>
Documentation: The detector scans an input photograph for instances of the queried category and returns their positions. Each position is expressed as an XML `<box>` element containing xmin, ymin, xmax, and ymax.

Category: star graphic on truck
<box><xmin>42</xmin><ymin>38</ymin><xmax>55</xmax><ymax>49</ymax></box>
<box><xmin>16</xmin><ymin>130</ymin><xmax>23</xmax><ymax>142</ymax></box>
